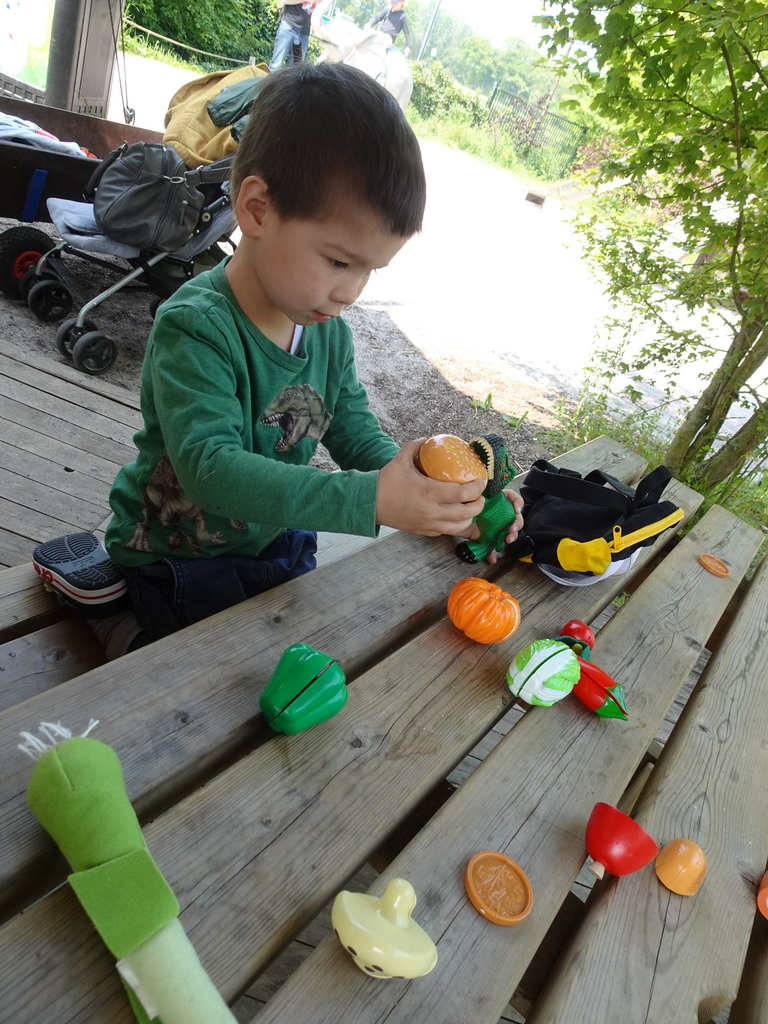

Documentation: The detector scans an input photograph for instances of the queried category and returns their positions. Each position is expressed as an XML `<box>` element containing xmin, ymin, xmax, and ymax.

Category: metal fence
<box><xmin>487</xmin><ymin>84</ymin><xmax>588</xmax><ymax>180</ymax></box>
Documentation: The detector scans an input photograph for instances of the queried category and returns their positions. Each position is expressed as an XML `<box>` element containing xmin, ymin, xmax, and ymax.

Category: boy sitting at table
<box><xmin>32</xmin><ymin>62</ymin><xmax>523</xmax><ymax>658</ymax></box>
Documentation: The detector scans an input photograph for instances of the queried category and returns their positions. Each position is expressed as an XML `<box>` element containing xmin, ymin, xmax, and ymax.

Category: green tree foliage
<box><xmin>444</xmin><ymin>34</ymin><xmax>554</xmax><ymax>99</ymax></box>
<box><xmin>333</xmin><ymin>0</ymin><xmax>473</xmax><ymax>59</ymax></box>
<box><xmin>125</xmin><ymin>0</ymin><xmax>279</xmax><ymax>65</ymax></box>
<box><xmin>335</xmin><ymin>0</ymin><xmax>380</xmax><ymax>26</ymax></box>
<box><xmin>409</xmin><ymin>60</ymin><xmax>485</xmax><ymax>126</ymax></box>
<box><xmin>539</xmin><ymin>1</ymin><xmax>768</xmax><ymax>489</ymax></box>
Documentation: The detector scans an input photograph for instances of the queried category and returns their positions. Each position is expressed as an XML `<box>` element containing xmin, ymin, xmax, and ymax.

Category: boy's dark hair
<box><xmin>232</xmin><ymin>63</ymin><xmax>426</xmax><ymax>237</ymax></box>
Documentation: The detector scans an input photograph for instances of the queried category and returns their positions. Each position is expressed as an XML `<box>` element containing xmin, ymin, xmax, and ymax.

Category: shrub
<box><xmin>410</xmin><ymin>61</ymin><xmax>486</xmax><ymax>129</ymax></box>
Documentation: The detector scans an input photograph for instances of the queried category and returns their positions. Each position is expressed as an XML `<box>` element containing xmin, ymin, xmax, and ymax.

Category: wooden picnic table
<box><xmin>1</xmin><ymin>434</ymin><xmax>766</xmax><ymax>1024</ymax></box>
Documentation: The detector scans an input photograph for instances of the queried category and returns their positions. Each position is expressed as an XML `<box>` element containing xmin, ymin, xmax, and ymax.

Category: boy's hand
<box><xmin>376</xmin><ymin>440</ymin><xmax>486</xmax><ymax>536</ymax></box>
<box><xmin>457</xmin><ymin>487</ymin><xmax>525</xmax><ymax>564</ymax></box>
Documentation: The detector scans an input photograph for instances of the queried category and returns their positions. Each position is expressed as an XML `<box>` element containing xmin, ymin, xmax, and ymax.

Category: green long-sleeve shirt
<box><xmin>106</xmin><ymin>262</ymin><xmax>399</xmax><ymax>567</ymax></box>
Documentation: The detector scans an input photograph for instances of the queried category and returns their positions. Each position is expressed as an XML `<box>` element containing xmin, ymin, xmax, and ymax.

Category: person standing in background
<box><xmin>368</xmin><ymin>0</ymin><xmax>413</xmax><ymax>56</ymax></box>
<box><xmin>269</xmin><ymin>0</ymin><xmax>317</xmax><ymax>71</ymax></box>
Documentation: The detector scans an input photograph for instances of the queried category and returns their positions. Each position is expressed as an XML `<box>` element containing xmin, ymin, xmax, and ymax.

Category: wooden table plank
<box><xmin>2</xmin><ymin>392</ymin><xmax>137</xmax><ymax>465</ymax></box>
<box><xmin>249</xmin><ymin>505</ymin><xmax>760</xmax><ymax>1024</ymax></box>
<box><xmin>527</xmin><ymin>553</ymin><xmax>768</xmax><ymax>1024</ymax></box>
<box><xmin>0</xmin><ymin>434</ymin><xmax>649</xmax><ymax>902</ymax></box>
<box><xmin>0</xmin><ymin>479</ymin><xmax>703</xmax><ymax>1022</ymax></box>
<box><xmin>729</xmin><ymin>911</ymin><xmax>768</xmax><ymax>1024</ymax></box>
<box><xmin>1</xmin><ymin>447</ymin><xmax>112</xmax><ymax>511</ymax></box>
<box><xmin>0</xmin><ymin>371</ymin><xmax>139</xmax><ymax>447</ymax></box>
<box><xmin>0</xmin><ymin>344</ymin><xmax>141</xmax><ymax>417</ymax></box>
<box><xmin>0</xmin><ymin>345</ymin><xmax>141</xmax><ymax>566</ymax></box>
<box><xmin>0</xmin><ymin>619</ymin><xmax>105</xmax><ymax>712</ymax></box>
<box><xmin>2</xmin><ymin>415</ymin><xmax>129</xmax><ymax>485</ymax></box>
<box><xmin>0</xmin><ymin>563</ymin><xmax>62</xmax><ymax>643</ymax></box>
<box><xmin>0</xmin><ymin>493</ymin><xmax>88</xmax><ymax>548</ymax></box>
<box><xmin>0</xmin><ymin>526</ymin><xmax>55</xmax><ymax>572</ymax></box>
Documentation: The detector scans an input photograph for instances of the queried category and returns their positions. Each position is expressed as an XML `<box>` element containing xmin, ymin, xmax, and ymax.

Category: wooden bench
<box><xmin>248</xmin><ymin>505</ymin><xmax>766</xmax><ymax>1024</ymax></box>
<box><xmin>0</xmin><ymin>338</ymin><xmax>141</xmax><ymax>569</ymax></box>
<box><xmin>7</xmin><ymin>436</ymin><xmax>764</xmax><ymax>1023</ymax></box>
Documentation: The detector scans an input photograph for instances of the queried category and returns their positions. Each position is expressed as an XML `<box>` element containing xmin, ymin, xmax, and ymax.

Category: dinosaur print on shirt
<box><xmin>260</xmin><ymin>384</ymin><xmax>332</xmax><ymax>452</ymax></box>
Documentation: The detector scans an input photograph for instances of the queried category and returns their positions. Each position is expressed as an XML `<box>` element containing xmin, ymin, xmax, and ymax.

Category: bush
<box><xmin>410</xmin><ymin>61</ymin><xmax>486</xmax><ymax>129</ymax></box>
<box><xmin>126</xmin><ymin>0</ymin><xmax>279</xmax><ymax>67</ymax></box>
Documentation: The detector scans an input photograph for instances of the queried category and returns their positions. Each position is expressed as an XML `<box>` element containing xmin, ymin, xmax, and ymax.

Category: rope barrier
<box><xmin>124</xmin><ymin>18</ymin><xmax>249</xmax><ymax>65</ymax></box>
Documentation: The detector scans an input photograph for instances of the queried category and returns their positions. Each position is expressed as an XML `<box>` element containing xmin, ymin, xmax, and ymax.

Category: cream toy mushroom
<box><xmin>331</xmin><ymin>878</ymin><xmax>438</xmax><ymax>979</ymax></box>
<box><xmin>19</xmin><ymin>722</ymin><xmax>236</xmax><ymax>1024</ymax></box>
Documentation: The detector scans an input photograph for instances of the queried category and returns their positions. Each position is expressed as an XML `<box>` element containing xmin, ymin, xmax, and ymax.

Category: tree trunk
<box><xmin>691</xmin><ymin>401</ymin><xmax>768</xmax><ymax>489</ymax></box>
<box><xmin>664</xmin><ymin>318</ymin><xmax>768</xmax><ymax>476</ymax></box>
<box><xmin>685</xmin><ymin>320</ymin><xmax>768</xmax><ymax>464</ymax></box>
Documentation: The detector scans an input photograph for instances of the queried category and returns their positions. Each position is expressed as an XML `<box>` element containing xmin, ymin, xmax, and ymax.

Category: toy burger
<box><xmin>415</xmin><ymin>435</ymin><xmax>488</xmax><ymax>484</ymax></box>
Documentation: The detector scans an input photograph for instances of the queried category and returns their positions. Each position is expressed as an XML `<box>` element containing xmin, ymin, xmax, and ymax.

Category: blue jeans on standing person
<box><xmin>121</xmin><ymin>529</ymin><xmax>317</xmax><ymax>646</ymax></box>
<box><xmin>269</xmin><ymin>19</ymin><xmax>309</xmax><ymax>70</ymax></box>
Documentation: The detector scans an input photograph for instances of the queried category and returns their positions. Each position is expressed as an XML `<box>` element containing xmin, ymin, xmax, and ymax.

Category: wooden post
<box><xmin>45</xmin><ymin>0</ymin><xmax>88</xmax><ymax>110</ymax></box>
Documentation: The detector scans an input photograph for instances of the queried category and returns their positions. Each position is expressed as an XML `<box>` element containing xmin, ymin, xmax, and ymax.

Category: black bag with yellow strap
<box><xmin>505</xmin><ymin>461</ymin><xmax>684</xmax><ymax>580</ymax></box>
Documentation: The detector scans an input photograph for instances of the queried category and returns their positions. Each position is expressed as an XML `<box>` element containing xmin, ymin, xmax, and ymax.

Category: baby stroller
<box><xmin>0</xmin><ymin>150</ymin><xmax>237</xmax><ymax>375</ymax></box>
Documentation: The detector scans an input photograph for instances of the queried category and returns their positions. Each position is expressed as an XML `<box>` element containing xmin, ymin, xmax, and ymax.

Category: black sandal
<box><xmin>32</xmin><ymin>532</ymin><xmax>128</xmax><ymax>616</ymax></box>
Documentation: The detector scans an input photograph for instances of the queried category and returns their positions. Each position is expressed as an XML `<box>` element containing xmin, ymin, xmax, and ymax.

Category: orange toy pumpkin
<box><xmin>447</xmin><ymin>577</ymin><xmax>521</xmax><ymax>644</ymax></box>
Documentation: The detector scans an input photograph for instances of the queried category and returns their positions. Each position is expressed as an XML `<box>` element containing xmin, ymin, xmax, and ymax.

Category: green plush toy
<box><xmin>20</xmin><ymin>722</ymin><xmax>236</xmax><ymax>1024</ymax></box>
<box><xmin>455</xmin><ymin>433</ymin><xmax>518</xmax><ymax>564</ymax></box>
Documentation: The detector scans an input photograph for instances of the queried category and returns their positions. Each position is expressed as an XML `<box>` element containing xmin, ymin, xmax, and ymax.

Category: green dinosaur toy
<box><xmin>20</xmin><ymin>722</ymin><xmax>235</xmax><ymax>1024</ymax></box>
<box><xmin>455</xmin><ymin>433</ymin><xmax>517</xmax><ymax>564</ymax></box>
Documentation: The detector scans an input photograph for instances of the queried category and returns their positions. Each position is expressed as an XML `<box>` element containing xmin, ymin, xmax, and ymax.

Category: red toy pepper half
<box><xmin>573</xmin><ymin>656</ymin><xmax>628</xmax><ymax>720</ymax></box>
<box><xmin>585</xmin><ymin>802</ymin><xmax>659</xmax><ymax>878</ymax></box>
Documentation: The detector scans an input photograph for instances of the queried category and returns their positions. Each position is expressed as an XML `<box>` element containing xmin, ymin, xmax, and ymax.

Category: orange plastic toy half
<box><xmin>464</xmin><ymin>851</ymin><xmax>533</xmax><ymax>925</ymax></box>
<box><xmin>655</xmin><ymin>839</ymin><xmax>707</xmax><ymax>895</ymax></box>
<box><xmin>698</xmin><ymin>553</ymin><xmax>730</xmax><ymax>577</ymax></box>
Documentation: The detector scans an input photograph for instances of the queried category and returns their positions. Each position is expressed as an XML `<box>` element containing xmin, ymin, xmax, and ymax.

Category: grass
<box><xmin>122</xmin><ymin>30</ymin><xmax>205</xmax><ymax>73</ymax></box>
<box><xmin>409</xmin><ymin>110</ymin><xmax>567</xmax><ymax>189</ymax></box>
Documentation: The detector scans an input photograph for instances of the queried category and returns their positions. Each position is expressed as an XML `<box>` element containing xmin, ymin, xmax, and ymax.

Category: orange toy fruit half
<box><xmin>464</xmin><ymin>850</ymin><xmax>533</xmax><ymax>925</ymax></box>
<box><xmin>655</xmin><ymin>839</ymin><xmax>707</xmax><ymax>895</ymax></box>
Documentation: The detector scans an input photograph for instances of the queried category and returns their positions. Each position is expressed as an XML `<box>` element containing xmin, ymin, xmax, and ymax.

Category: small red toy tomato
<box><xmin>560</xmin><ymin>620</ymin><xmax>595</xmax><ymax>650</ymax></box>
<box><xmin>585</xmin><ymin>802</ymin><xmax>659</xmax><ymax>879</ymax></box>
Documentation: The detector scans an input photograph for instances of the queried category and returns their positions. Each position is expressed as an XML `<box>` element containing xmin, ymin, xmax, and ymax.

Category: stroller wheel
<box><xmin>20</xmin><ymin>266</ymin><xmax>59</xmax><ymax>303</ymax></box>
<box><xmin>72</xmin><ymin>331</ymin><xmax>118</xmax><ymax>375</ymax></box>
<box><xmin>27</xmin><ymin>279</ymin><xmax>73</xmax><ymax>322</ymax></box>
<box><xmin>0</xmin><ymin>225</ymin><xmax>55</xmax><ymax>298</ymax></box>
<box><xmin>56</xmin><ymin>317</ymin><xmax>98</xmax><ymax>360</ymax></box>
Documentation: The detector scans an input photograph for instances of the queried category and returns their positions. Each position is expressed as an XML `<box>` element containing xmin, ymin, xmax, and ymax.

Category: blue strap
<box><xmin>21</xmin><ymin>167</ymin><xmax>47</xmax><ymax>222</ymax></box>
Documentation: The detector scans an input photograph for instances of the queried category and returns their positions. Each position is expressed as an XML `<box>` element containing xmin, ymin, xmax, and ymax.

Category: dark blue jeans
<box><xmin>121</xmin><ymin>529</ymin><xmax>317</xmax><ymax>646</ymax></box>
